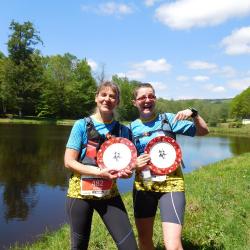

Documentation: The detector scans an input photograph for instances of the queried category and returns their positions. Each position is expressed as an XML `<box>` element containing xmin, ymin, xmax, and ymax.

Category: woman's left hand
<box><xmin>117</xmin><ymin>168</ymin><xmax>134</xmax><ymax>179</ymax></box>
<box><xmin>136</xmin><ymin>154</ymin><xmax>150</xmax><ymax>170</ymax></box>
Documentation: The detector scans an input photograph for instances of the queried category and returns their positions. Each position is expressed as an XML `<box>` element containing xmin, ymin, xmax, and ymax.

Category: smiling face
<box><xmin>95</xmin><ymin>86</ymin><xmax>119</xmax><ymax>116</ymax></box>
<box><xmin>133</xmin><ymin>87</ymin><xmax>156</xmax><ymax>119</ymax></box>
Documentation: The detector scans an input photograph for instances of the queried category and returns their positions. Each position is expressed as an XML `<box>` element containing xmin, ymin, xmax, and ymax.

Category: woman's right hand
<box><xmin>136</xmin><ymin>154</ymin><xmax>150</xmax><ymax>170</ymax></box>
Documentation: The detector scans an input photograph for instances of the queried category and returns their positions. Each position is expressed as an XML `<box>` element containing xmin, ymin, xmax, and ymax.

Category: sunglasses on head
<box><xmin>136</xmin><ymin>94</ymin><xmax>156</xmax><ymax>102</ymax></box>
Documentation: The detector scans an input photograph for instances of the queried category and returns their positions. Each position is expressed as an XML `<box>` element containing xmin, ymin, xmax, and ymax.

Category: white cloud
<box><xmin>124</xmin><ymin>58</ymin><xmax>171</xmax><ymax>80</ymax></box>
<box><xmin>228</xmin><ymin>78</ymin><xmax>250</xmax><ymax>90</ymax></box>
<box><xmin>187</xmin><ymin>60</ymin><xmax>217</xmax><ymax>70</ymax></box>
<box><xmin>116</xmin><ymin>72</ymin><xmax>126</xmax><ymax>78</ymax></box>
<box><xmin>144</xmin><ymin>0</ymin><xmax>160</xmax><ymax>7</ymax></box>
<box><xmin>98</xmin><ymin>2</ymin><xmax>133</xmax><ymax>16</ymax></box>
<box><xmin>151</xmin><ymin>81</ymin><xmax>168</xmax><ymax>91</ymax></box>
<box><xmin>176</xmin><ymin>75</ymin><xmax>189</xmax><ymax>81</ymax></box>
<box><xmin>219</xmin><ymin>66</ymin><xmax>237</xmax><ymax>78</ymax></box>
<box><xmin>126</xmin><ymin>70</ymin><xmax>146</xmax><ymax>80</ymax></box>
<box><xmin>205</xmin><ymin>84</ymin><xmax>226</xmax><ymax>92</ymax></box>
<box><xmin>87</xmin><ymin>59</ymin><xmax>98</xmax><ymax>71</ymax></box>
<box><xmin>155</xmin><ymin>0</ymin><xmax>250</xmax><ymax>30</ymax></box>
<box><xmin>193</xmin><ymin>75</ymin><xmax>209</xmax><ymax>81</ymax></box>
<box><xmin>213</xmin><ymin>86</ymin><xmax>226</xmax><ymax>92</ymax></box>
<box><xmin>133</xmin><ymin>58</ymin><xmax>171</xmax><ymax>73</ymax></box>
<box><xmin>81</xmin><ymin>2</ymin><xmax>133</xmax><ymax>17</ymax></box>
<box><xmin>221</xmin><ymin>26</ymin><xmax>250</xmax><ymax>55</ymax></box>
<box><xmin>176</xmin><ymin>95</ymin><xmax>199</xmax><ymax>100</ymax></box>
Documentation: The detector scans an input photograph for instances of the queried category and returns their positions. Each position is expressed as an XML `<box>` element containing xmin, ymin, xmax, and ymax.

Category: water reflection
<box><xmin>0</xmin><ymin>124</ymin><xmax>250</xmax><ymax>249</ymax></box>
<box><xmin>0</xmin><ymin>124</ymin><xmax>70</xmax><ymax>223</ymax></box>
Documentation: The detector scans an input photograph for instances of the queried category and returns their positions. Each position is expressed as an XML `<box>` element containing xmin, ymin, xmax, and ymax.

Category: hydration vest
<box><xmin>130</xmin><ymin>113</ymin><xmax>185</xmax><ymax>168</ymax></box>
<box><xmin>131</xmin><ymin>113</ymin><xmax>174</xmax><ymax>152</ymax></box>
<box><xmin>80</xmin><ymin>117</ymin><xmax>126</xmax><ymax>167</ymax></box>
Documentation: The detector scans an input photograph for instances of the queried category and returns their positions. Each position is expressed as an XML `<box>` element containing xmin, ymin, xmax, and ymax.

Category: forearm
<box><xmin>65</xmin><ymin>159</ymin><xmax>101</xmax><ymax>176</ymax></box>
<box><xmin>193</xmin><ymin>115</ymin><xmax>209</xmax><ymax>136</ymax></box>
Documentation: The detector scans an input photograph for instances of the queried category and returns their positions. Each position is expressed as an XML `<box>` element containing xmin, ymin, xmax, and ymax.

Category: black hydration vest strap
<box><xmin>80</xmin><ymin>117</ymin><xmax>122</xmax><ymax>166</ymax></box>
<box><xmin>131</xmin><ymin>113</ymin><xmax>176</xmax><ymax>141</ymax></box>
<box><xmin>160</xmin><ymin>113</ymin><xmax>176</xmax><ymax>140</ymax></box>
<box><xmin>130</xmin><ymin>113</ymin><xmax>185</xmax><ymax>168</ymax></box>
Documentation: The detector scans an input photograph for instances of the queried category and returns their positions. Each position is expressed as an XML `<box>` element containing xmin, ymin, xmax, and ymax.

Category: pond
<box><xmin>0</xmin><ymin>124</ymin><xmax>249</xmax><ymax>249</ymax></box>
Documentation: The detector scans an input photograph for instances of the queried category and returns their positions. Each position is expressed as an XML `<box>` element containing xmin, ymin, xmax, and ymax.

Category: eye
<box><xmin>109</xmin><ymin>94</ymin><xmax>116</xmax><ymax>100</ymax></box>
<box><xmin>136</xmin><ymin>95</ymin><xmax>156</xmax><ymax>101</ymax></box>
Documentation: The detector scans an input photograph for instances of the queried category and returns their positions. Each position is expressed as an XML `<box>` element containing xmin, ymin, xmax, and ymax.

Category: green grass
<box><xmin>10</xmin><ymin>153</ymin><xmax>250</xmax><ymax>250</ymax></box>
<box><xmin>1</xmin><ymin>118</ymin><xmax>250</xmax><ymax>137</ymax></box>
<box><xmin>0</xmin><ymin>118</ymin><xmax>74</xmax><ymax>126</ymax></box>
<box><xmin>209</xmin><ymin>124</ymin><xmax>250</xmax><ymax>137</ymax></box>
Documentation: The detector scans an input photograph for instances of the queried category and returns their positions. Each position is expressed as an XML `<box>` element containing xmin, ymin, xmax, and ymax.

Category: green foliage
<box><xmin>156</xmin><ymin>98</ymin><xmax>231</xmax><ymax>126</ymax></box>
<box><xmin>4</xmin><ymin>20</ymin><xmax>44</xmax><ymax>116</ymax></box>
<box><xmin>112</xmin><ymin>75</ymin><xmax>139</xmax><ymax>121</ymax></box>
<box><xmin>0</xmin><ymin>20</ymin><xmax>248</xmax><ymax>123</ymax></box>
<box><xmin>228</xmin><ymin>121</ymin><xmax>242</xmax><ymax>128</ymax></box>
<box><xmin>7</xmin><ymin>20</ymin><xmax>42</xmax><ymax>64</ymax></box>
<box><xmin>38</xmin><ymin>54</ymin><xmax>96</xmax><ymax>118</ymax></box>
<box><xmin>230</xmin><ymin>87</ymin><xmax>250</xmax><ymax>119</ymax></box>
<box><xmin>0</xmin><ymin>55</ymin><xmax>8</xmax><ymax>113</ymax></box>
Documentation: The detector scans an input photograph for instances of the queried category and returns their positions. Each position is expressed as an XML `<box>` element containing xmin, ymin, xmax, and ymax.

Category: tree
<box><xmin>231</xmin><ymin>87</ymin><xmax>250</xmax><ymax>119</ymax></box>
<box><xmin>5</xmin><ymin>20</ymin><xmax>44</xmax><ymax>116</ymax></box>
<box><xmin>69</xmin><ymin>58</ymin><xmax>97</xmax><ymax>118</ymax></box>
<box><xmin>0</xmin><ymin>53</ymin><xmax>8</xmax><ymax>114</ymax></box>
<box><xmin>38</xmin><ymin>54</ymin><xmax>96</xmax><ymax>118</ymax></box>
<box><xmin>112</xmin><ymin>75</ymin><xmax>139</xmax><ymax>121</ymax></box>
<box><xmin>8</xmin><ymin>21</ymin><xmax>42</xmax><ymax>64</ymax></box>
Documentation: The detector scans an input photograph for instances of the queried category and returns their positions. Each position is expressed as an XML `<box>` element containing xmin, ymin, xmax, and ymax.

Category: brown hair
<box><xmin>96</xmin><ymin>81</ymin><xmax>120</xmax><ymax>103</ymax></box>
<box><xmin>133</xmin><ymin>83</ymin><xmax>155</xmax><ymax>99</ymax></box>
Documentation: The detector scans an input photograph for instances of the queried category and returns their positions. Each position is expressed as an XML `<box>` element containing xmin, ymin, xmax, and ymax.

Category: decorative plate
<box><xmin>97</xmin><ymin>137</ymin><xmax>137</xmax><ymax>174</ymax></box>
<box><xmin>144</xmin><ymin>136</ymin><xmax>182</xmax><ymax>175</ymax></box>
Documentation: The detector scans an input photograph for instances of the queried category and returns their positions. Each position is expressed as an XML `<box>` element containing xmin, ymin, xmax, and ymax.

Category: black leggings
<box><xmin>66</xmin><ymin>196</ymin><xmax>138</xmax><ymax>250</ymax></box>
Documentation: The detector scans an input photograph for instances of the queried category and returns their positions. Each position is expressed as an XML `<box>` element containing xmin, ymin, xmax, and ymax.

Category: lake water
<box><xmin>0</xmin><ymin>124</ymin><xmax>249</xmax><ymax>249</ymax></box>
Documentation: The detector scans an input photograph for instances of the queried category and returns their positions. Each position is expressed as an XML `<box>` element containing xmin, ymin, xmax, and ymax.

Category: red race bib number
<box><xmin>80</xmin><ymin>176</ymin><xmax>113</xmax><ymax>197</ymax></box>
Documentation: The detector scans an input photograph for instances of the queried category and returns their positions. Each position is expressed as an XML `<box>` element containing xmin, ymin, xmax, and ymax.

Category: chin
<box><xmin>141</xmin><ymin>111</ymin><xmax>153</xmax><ymax>118</ymax></box>
<box><xmin>101</xmin><ymin>109</ymin><xmax>113</xmax><ymax>114</ymax></box>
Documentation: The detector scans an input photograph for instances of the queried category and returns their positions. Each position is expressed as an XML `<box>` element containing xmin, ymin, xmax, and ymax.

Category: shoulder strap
<box><xmin>84</xmin><ymin>116</ymin><xmax>93</xmax><ymax>132</ymax></box>
<box><xmin>127</xmin><ymin>123</ymin><xmax>133</xmax><ymax>141</ymax></box>
<box><xmin>109</xmin><ymin>121</ymin><xmax>121</xmax><ymax>137</ymax></box>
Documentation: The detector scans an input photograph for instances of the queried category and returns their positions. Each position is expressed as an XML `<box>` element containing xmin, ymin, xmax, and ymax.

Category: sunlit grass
<box><xmin>209</xmin><ymin>124</ymin><xmax>250</xmax><ymax>136</ymax></box>
<box><xmin>10</xmin><ymin>153</ymin><xmax>250</xmax><ymax>250</ymax></box>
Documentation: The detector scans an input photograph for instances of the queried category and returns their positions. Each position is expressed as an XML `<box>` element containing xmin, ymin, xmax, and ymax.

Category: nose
<box><xmin>104</xmin><ymin>95</ymin><xmax>111</xmax><ymax>101</ymax></box>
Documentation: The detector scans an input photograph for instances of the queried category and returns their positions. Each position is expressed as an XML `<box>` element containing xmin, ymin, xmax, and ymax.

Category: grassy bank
<box><xmin>10</xmin><ymin>153</ymin><xmax>250</xmax><ymax>250</ymax></box>
<box><xmin>1</xmin><ymin>118</ymin><xmax>250</xmax><ymax>137</ymax></box>
<box><xmin>0</xmin><ymin>118</ymin><xmax>74</xmax><ymax>126</ymax></box>
<box><xmin>209</xmin><ymin>125</ymin><xmax>250</xmax><ymax>137</ymax></box>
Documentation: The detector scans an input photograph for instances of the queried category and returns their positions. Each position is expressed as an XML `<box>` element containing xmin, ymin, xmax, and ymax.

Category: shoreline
<box><xmin>1</xmin><ymin>118</ymin><xmax>250</xmax><ymax>137</ymax></box>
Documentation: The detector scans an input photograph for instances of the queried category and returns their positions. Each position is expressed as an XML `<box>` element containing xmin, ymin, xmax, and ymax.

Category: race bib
<box><xmin>80</xmin><ymin>176</ymin><xmax>113</xmax><ymax>198</ymax></box>
<box><xmin>151</xmin><ymin>174</ymin><xmax>167</xmax><ymax>182</ymax></box>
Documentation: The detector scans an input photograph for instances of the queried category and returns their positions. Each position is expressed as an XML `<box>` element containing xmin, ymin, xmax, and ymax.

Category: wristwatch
<box><xmin>189</xmin><ymin>107</ymin><xmax>198</xmax><ymax>118</ymax></box>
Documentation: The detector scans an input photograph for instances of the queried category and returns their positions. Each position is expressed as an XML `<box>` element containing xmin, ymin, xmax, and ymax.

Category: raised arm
<box><xmin>173</xmin><ymin>108</ymin><xmax>209</xmax><ymax>136</ymax></box>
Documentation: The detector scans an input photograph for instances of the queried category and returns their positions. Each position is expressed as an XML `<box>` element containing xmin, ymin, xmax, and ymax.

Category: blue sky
<box><xmin>1</xmin><ymin>0</ymin><xmax>250</xmax><ymax>100</ymax></box>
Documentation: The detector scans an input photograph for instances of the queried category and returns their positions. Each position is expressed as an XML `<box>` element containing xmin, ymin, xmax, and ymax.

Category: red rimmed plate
<box><xmin>144</xmin><ymin>136</ymin><xmax>182</xmax><ymax>175</ymax></box>
<box><xmin>97</xmin><ymin>137</ymin><xmax>137</xmax><ymax>174</ymax></box>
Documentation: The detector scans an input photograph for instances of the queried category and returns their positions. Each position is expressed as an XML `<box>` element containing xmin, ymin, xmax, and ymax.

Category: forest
<box><xmin>0</xmin><ymin>21</ymin><xmax>249</xmax><ymax>126</ymax></box>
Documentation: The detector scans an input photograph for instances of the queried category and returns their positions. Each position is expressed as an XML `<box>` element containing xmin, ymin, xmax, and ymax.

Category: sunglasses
<box><xmin>136</xmin><ymin>94</ymin><xmax>156</xmax><ymax>102</ymax></box>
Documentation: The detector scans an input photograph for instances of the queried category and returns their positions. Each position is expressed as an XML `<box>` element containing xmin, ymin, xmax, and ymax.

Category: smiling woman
<box><xmin>64</xmin><ymin>81</ymin><xmax>138</xmax><ymax>250</ymax></box>
<box><xmin>130</xmin><ymin>82</ymin><xmax>209</xmax><ymax>250</ymax></box>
